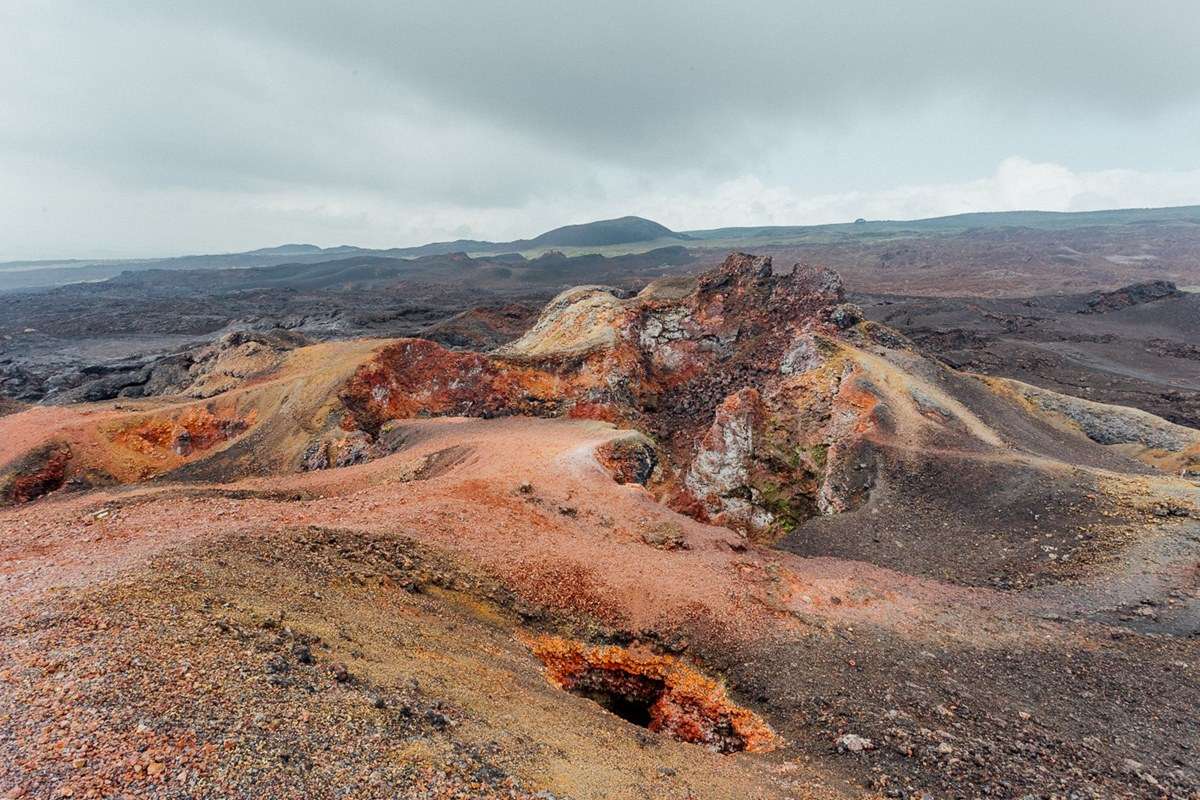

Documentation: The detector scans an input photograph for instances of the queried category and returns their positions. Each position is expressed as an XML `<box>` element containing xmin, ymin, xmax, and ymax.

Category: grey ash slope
<box><xmin>857</xmin><ymin>281</ymin><xmax>1200</xmax><ymax>428</ymax></box>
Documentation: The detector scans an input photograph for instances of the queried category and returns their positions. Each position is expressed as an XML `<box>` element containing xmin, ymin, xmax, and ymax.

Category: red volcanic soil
<box><xmin>2</xmin><ymin>415</ymin><xmax>1198</xmax><ymax>798</ymax></box>
<box><xmin>338</xmin><ymin>339</ymin><xmax>565</xmax><ymax>435</ymax></box>
<box><xmin>2</xmin><ymin>254</ymin><xmax>1200</xmax><ymax>799</ymax></box>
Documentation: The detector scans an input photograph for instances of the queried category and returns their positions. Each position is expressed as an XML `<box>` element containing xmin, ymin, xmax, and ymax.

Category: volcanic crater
<box><xmin>2</xmin><ymin>253</ymin><xmax>1199</xmax><ymax>799</ymax></box>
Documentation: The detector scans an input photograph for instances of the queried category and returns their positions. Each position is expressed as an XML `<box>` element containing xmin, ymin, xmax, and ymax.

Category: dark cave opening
<box><xmin>576</xmin><ymin>686</ymin><xmax>659</xmax><ymax>728</ymax></box>
<box><xmin>567</xmin><ymin>671</ymin><xmax>666</xmax><ymax>730</ymax></box>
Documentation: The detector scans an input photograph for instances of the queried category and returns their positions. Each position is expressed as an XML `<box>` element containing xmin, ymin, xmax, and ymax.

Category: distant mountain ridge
<box><xmin>4</xmin><ymin>205</ymin><xmax>1199</xmax><ymax>292</ymax></box>
<box><xmin>390</xmin><ymin>215</ymin><xmax>689</xmax><ymax>257</ymax></box>
<box><xmin>682</xmin><ymin>204</ymin><xmax>1200</xmax><ymax>241</ymax></box>
<box><xmin>530</xmin><ymin>216</ymin><xmax>686</xmax><ymax>247</ymax></box>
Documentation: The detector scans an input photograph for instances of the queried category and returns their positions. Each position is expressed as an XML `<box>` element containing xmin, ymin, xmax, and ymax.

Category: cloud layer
<box><xmin>2</xmin><ymin>1</ymin><xmax>1199</xmax><ymax>258</ymax></box>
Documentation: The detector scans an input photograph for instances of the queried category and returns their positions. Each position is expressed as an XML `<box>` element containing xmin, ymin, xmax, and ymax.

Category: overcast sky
<box><xmin>2</xmin><ymin>1</ymin><xmax>1200</xmax><ymax>259</ymax></box>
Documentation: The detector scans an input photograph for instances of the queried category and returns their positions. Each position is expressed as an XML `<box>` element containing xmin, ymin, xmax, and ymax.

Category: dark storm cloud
<box><xmin>2</xmin><ymin>0</ymin><xmax>1199</xmax><ymax>257</ymax></box>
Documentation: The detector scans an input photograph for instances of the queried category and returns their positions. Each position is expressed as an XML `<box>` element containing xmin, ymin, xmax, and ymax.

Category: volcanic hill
<box><xmin>1</xmin><ymin>254</ymin><xmax>1199</xmax><ymax>798</ymax></box>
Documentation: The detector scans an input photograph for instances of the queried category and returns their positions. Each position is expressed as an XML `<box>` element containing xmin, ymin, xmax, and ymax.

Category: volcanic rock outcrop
<box><xmin>22</xmin><ymin>329</ymin><xmax>310</xmax><ymax>406</ymax></box>
<box><xmin>1080</xmin><ymin>279</ymin><xmax>1182</xmax><ymax>313</ymax></box>
<box><xmin>334</xmin><ymin>254</ymin><xmax>894</xmax><ymax>536</ymax></box>
<box><xmin>338</xmin><ymin>252</ymin><xmax>1187</xmax><ymax>546</ymax></box>
<box><xmin>329</xmin><ymin>251</ymin><xmax>1200</xmax><ymax>560</ymax></box>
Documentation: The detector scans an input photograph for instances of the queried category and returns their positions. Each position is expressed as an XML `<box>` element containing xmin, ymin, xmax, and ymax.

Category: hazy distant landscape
<box><xmin>5</xmin><ymin>2</ymin><xmax>1200</xmax><ymax>799</ymax></box>
<box><xmin>5</xmin><ymin>205</ymin><xmax>1200</xmax><ymax>409</ymax></box>
<box><xmin>7</xmin><ymin>205</ymin><xmax>1199</xmax><ymax>293</ymax></box>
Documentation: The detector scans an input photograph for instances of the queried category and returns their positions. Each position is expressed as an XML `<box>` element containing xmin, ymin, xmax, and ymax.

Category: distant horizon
<box><xmin>4</xmin><ymin>200</ymin><xmax>1200</xmax><ymax>265</ymax></box>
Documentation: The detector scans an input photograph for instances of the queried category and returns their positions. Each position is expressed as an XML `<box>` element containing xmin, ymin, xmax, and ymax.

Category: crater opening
<box><xmin>578</xmin><ymin>686</ymin><xmax>657</xmax><ymax>728</ymax></box>
<box><xmin>569</xmin><ymin>671</ymin><xmax>664</xmax><ymax>729</ymax></box>
<box><xmin>524</xmin><ymin>634</ymin><xmax>777</xmax><ymax>754</ymax></box>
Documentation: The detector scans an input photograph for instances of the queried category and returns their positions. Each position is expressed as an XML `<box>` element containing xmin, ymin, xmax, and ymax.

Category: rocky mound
<box><xmin>421</xmin><ymin>303</ymin><xmax>541</xmax><ymax>350</ymax></box>
<box><xmin>332</xmin><ymin>253</ymin><xmax>1199</xmax><ymax>558</ymax></box>
<box><xmin>0</xmin><ymin>339</ymin><xmax>382</xmax><ymax>502</ymax></box>
<box><xmin>1080</xmin><ymin>280</ymin><xmax>1182</xmax><ymax>313</ymax></box>
<box><xmin>334</xmin><ymin>255</ymin><xmax>879</xmax><ymax>534</ymax></box>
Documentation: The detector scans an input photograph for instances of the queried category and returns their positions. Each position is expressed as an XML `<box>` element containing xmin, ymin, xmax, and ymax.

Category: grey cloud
<box><xmin>122</xmin><ymin>1</ymin><xmax>1200</xmax><ymax>160</ymax></box>
<box><xmin>1</xmin><ymin>0</ymin><xmax>1199</xmax><ymax>258</ymax></box>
